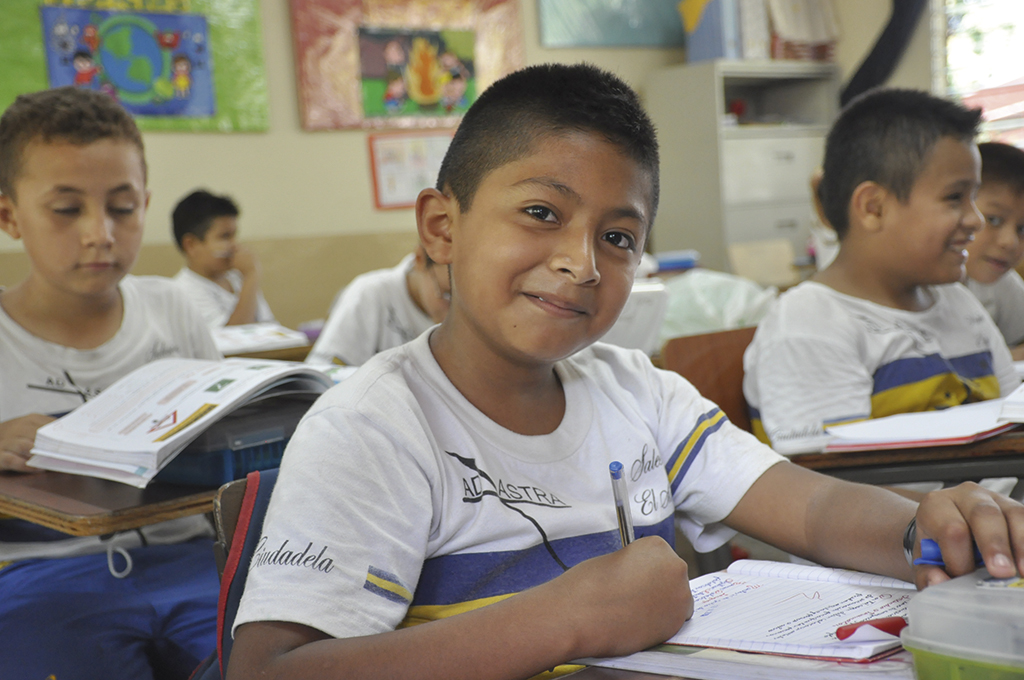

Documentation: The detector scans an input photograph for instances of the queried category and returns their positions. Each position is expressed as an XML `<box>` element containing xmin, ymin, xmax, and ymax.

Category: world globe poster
<box><xmin>40</xmin><ymin>7</ymin><xmax>215</xmax><ymax>118</ymax></box>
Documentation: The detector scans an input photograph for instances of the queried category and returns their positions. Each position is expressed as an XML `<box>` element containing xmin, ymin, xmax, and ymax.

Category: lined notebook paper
<box><xmin>668</xmin><ymin>560</ymin><xmax>915</xmax><ymax>661</ymax></box>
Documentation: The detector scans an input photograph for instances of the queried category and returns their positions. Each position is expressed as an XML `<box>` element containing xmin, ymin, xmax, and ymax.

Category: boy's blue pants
<box><xmin>0</xmin><ymin>537</ymin><xmax>218</xmax><ymax>680</ymax></box>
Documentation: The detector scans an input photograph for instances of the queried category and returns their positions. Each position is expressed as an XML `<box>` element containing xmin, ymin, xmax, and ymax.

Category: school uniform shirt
<box><xmin>743</xmin><ymin>281</ymin><xmax>1020</xmax><ymax>450</ymax></box>
<box><xmin>235</xmin><ymin>333</ymin><xmax>784</xmax><ymax>657</ymax></box>
<box><xmin>0</xmin><ymin>274</ymin><xmax>221</xmax><ymax>560</ymax></box>
<box><xmin>966</xmin><ymin>270</ymin><xmax>1024</xmax><ymax>348</ymax></box>
<box><xmin>305</xmin><ymin>254</ymin><xmax>433</xmax><ymax>366</ymax></box>
<box><xmin>172</xmin><ymin>266</ymin><xmax>276</xmax><ymax>329</ymax></box>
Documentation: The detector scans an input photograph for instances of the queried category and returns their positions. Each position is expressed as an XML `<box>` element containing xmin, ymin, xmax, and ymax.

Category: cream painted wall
<box><xmin>0</xmin><ymin>0</ymin><xmax>687</xmax><ymax>256</ymax></box>
<box><xmin>0</xmin><ymin>0</ymin><xmax>935</xmax><ymax>259</ymax></box>
<box><xmin>832</xmin><ymin>0</ymin><xmax>933</xmax><ymax>91</ymax></box>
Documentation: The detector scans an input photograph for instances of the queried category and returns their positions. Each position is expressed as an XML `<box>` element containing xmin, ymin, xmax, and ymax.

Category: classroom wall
<box><xmin>0</xmin><ymin>0</ymin><xmax>934</xmax><ymax>328</ymax></box>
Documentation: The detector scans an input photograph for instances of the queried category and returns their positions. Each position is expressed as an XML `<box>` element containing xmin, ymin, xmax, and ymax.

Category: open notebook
<box><xmin>665</xmin><ymin>560</ymin><xmax>914</xmax><ymax>661</ymax></box>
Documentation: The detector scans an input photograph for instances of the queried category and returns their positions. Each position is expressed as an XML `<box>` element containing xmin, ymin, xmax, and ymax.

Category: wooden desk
<box><xmin>792</xmin><ymin>429</ymin><xmax>1024</xmax><ymax>490</ymax></box>
<box><xmin>226</xmin><ymin>344</ymin><xmax>312</xmax><ymax>362</ymax></box>
<box><xmin>0</xmin><ymin>471</ymin><xmax>216</xmax><ymax>536</ymax></box>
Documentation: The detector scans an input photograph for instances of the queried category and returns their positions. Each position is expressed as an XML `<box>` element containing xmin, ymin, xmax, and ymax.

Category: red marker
<box><xmin>835</xmin><ymin>616</ymin><xmax>907</xmax><ymax>641</ymax></box>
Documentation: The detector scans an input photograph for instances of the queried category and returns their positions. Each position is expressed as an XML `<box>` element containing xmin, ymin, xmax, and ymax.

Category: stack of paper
<box><xmin>824</xmin><ymin>399</ymin><xmax>1016</xmax><ymax>452</ymax></box>
<box><xmin>28</xmin><ymin>358</ymin><xmax>332</xmax><ymax>487</ymax></box>
<box><xmin>213</xmin><ymin>322</ymin><xmax>309</xmax><ymax>356</ymax></box>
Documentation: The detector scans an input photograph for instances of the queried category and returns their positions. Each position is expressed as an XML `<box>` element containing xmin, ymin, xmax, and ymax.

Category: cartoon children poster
<box><xmin>41</xmin><ymin>6</ymin><xmax>215</xmax><ymax>117</ymax></box>
<box><xmin>359</xmin><ymin>28</ymin><xmax>475</xmax><ymax>118</ymax></box>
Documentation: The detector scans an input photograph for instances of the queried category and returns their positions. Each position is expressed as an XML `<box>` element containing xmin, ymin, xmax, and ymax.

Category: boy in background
<box><xmin>227</xmin><ymin>65</ymin><xmax>1023</xmax><ymax>680</ymax></box>
<box><xmin>305</xmin><ymin>245</ymin><xmax>450</xmax><ymax>366</ymax></box>
<box><xmin>0</xmin><ymin>87</ymin><xmax>221</xmax><ymax>680</ymax></box>
<box><xmin>964</xmin><ymin>141</ymin><xmax>1024</xmax><ymax>360</ymax></box>
<box><xmin>171</xmin><ymin>188</ymin><xmax>276</xmax><ymax>328</ymax></box>
<box><xmin>744</xmin><ymin>89</ymin><xmax>1019</xmax><ymax>452</ymax></box>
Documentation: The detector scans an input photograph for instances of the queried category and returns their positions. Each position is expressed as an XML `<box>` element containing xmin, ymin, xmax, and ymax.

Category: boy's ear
<box><xmin>180</xmin><ymin>232</ymin><xmax>200</xmax><ymax>255</ymax></box>
<box><xmin>416</xmin><ymin>188</ymin><xmax>456</xmax><ymax>265</ymax></box>
<box><xmin>0</xmin><ymin>194</ymin><xmax>21</xmax><ymax>241</ymax></box>
<box><xmin>849</xmin><ymin>181</ymin><xmax>888</xmax><ymax>234</ymax></box>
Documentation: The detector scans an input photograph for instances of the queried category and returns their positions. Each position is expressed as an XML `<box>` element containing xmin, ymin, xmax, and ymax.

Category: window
<box><xmin>938</xmin><ymin>0</ymin><xmax>1024</xmax><ymax>145</ymax></box>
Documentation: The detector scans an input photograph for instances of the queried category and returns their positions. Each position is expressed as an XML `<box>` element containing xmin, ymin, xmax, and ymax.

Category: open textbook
<box><xmin>654</xmin><ymin>560</ymin><xmax>912</xmax><ymax>661</ymax></box>
<box><xmin>28</xmin><ymin>358</ymin><xmax>333</xmax><ymax>487</ymax></box>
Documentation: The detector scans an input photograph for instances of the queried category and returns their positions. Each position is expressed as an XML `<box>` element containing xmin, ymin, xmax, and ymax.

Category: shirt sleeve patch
<box><xmin>665</xmin><ymin>407</ymin><xmax>726</xmax><ymax>493</ymax></box>
<box><xmin>363</xmin><ymin>566</ymin><xmax>413</xmax><ymax>605</ymax></box>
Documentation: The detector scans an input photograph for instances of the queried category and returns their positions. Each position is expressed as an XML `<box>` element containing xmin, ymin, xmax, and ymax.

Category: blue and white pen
<box><xmin>609</xmin><ymin>461</ymin><xmax>635</xmax><ymax>547</ymax></box>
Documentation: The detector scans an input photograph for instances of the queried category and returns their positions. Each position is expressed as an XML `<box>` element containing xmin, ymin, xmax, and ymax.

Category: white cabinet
<box><xmin>644</xmin><ymin>60</ymin><xmax>839</xmax><ymax>272</ymax></box>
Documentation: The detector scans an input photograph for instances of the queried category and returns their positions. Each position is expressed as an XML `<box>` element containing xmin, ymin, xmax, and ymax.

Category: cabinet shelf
<box><xmin>644</xmin><ymin>59</ymin><xmax>839</xmax><ymax>271</ymax></box>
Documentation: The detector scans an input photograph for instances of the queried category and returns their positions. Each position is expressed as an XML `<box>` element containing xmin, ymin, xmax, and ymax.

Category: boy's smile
<box><xmin>965</xmin><ymin>182</ymin><xmax>1024</xmax><ymax>285</ymax></box>
<box><xmin>881</xmin><ymin>137</ymin><xmax>982</xmax><ymax>286</ymax></box>
<box><xmin>430</xmin><ymin>131</ymin><xmax>652</xmax><ymax>372</ymax></box>
<box><xmin>0</xmin><ymin>139</ymin><xmax>147</xmax><ymax>303</ymax></box>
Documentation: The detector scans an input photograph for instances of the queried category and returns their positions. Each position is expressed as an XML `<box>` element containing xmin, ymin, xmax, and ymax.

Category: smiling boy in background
<box><xmin>963</xmin><ymin>141</ymin><xmax>1024</xmax><ymax>360</ymax></box>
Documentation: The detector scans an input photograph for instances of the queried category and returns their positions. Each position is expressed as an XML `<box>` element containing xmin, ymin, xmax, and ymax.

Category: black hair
<box><xmin>818</xmin><ymin>88</ymin><xmax>982</xmax><ymax>239</ymax></box>
<box><xmin>435</xmin><ymin>63</ymin><xmax>659</xmax><ymax>223</ymax></box>
<box><xmin>0</xmin><ymin>86</ymin><xmax>144</xmax><ymax>199</ymax></box>
<box><xmin>979</xmin><ymin>141</ymin><xmax>1024</xmax><ymax>195</ymax></box>
<box><xmin>172</xmin><ymin>189</ymin><xmax>240</xmax><ymax>249</ymax></box>
<box><xmin>73</xmin><ymin>50</ymin><xmax>93</xmax><ymax>62</ymax></box>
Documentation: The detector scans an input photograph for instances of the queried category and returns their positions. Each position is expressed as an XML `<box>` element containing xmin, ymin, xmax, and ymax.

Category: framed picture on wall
<box><xmin>289</xmin><ymin>0</ymin><xmax>524</xmax><ymax>130</ymax></box>
<box><xmin>367</xmin><ymin>130</ymin><xmax>455</xmax><ymax>210</ymax></box>
<box><xmin>1</xmin><ymin>0</ymin><xmax>269</xmax><ymax>132</ymax></box>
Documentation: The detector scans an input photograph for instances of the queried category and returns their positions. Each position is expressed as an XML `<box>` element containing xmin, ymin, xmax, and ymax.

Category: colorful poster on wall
<box><xmin>40</xmin><ymin>7</ymin><xmax>215</xmax><ymax>117</ymax></box>
<box><xmin>0</xmin><ymin>0</ymin><xmax>268</xmax><ymax>132</ymax></box>
<box><xmin>290</xmin><ymin>0</ymin><xmax>523</xmax><ymax>130</ymax></box>
<box><xmin>359</xmin><ymin>29</ymin><xmax>475</xmax><ymax>118</ymax></box>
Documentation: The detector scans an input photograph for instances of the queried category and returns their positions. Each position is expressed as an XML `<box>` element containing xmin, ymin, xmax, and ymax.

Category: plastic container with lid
<box><xmin>901</xmin><ymin>567</ymin><xmax>1024</xmax><ymax>679</ymax></box>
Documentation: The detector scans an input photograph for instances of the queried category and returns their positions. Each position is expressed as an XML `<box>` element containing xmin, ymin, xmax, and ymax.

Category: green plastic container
<box><xmin>901</xmin><ymin>568</ymin><xmax>1024</xmax><ymax>680</ymax></box>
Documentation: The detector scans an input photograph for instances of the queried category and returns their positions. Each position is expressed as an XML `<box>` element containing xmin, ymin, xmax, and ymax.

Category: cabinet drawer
<box><xmin>721</xmin><ymin>135</ymin><xmax>824</xmax><ymax>205</ymax></box>
<box><xmin>723</xmin><ymin>202</ymin><xmax>815</xmax><ymax>257</ymax></box>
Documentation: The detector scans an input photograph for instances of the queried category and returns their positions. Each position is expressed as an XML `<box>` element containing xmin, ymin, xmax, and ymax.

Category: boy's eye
<box><xmin>986</xmin><ymin>215</ymin><xmax>1005</xmax><ymax>228</ymax></box>
<box><xmin>52</xmin><ymin>206</ymin><xmax>81</xmax><ymax>216</ymax></box>
<box><xmin>524</xmin><ymin>205</ymin><xmax>557</xmax><ymax>222</ymax></box>
<box><xmin>945</xmin><ymin>192</ymin><xmax>964</xmax><ymax>203</ymax></box>
<box><xmin>603</xmin><ymin>230</ymin><xmax>636</xmax><ymax>251</ymax></box>
<box><xmin>109</xmin><ymin>205</ymin><xmax>136</xmax><ymax>216</ymax></box>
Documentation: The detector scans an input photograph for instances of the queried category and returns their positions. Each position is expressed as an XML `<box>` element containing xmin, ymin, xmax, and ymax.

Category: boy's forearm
<box><xmin>728</xmin><ymin>462</ymin><xmax>916</xmax><ymax>581</ymax></box>
<box><xmin>228</xmin><ymin>537</ymin><xmax>692</xmax><ymax>680</ymax></box>
<box><xmin>226</xmin><ymin>276</ymin><xmax>261</xmax><ymax>326</ymax></box>
<box><xmin>229</xmin><ymin>582</ymin><xmax>582</xmax><ymax>680</ymax></box>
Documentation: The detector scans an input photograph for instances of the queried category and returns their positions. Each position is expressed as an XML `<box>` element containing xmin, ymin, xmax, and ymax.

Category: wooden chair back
<box><xmin>212</xmin><ymin>477</ymin><xmax>248</xmax><ymax>578</ymax></box>
<box><xmin>660</xmin><ymin>326</ymin><xmax>757</xmax><ymax>432</ymax></box>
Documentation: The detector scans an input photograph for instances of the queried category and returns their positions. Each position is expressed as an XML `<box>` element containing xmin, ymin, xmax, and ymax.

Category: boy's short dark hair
<box><xmin>435</xmin><ymin>63</ymin><xmax>660</xmax><ymax>223</ymax></box>
<box><xmin>818</xmin><ymin>88</ymin><xmax>982</xmax><ymax>239</ymax></box>
<box><xmin>0</xmin><ymin>86</ymin><xmax>145</xmax><ymax>200</ymax></box>
<box><xmin>979</xmin><ymin>141</ymin><xmax>1024</xmax><ymax>195</ymax></box>
<box><xmin>172</xmin><ymin>189</ymin><xmax>240</xmax><ymax>250</ymax></box>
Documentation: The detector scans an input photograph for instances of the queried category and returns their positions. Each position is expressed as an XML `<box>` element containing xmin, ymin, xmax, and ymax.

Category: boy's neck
<box><xmin>813</xmin><ymin>250</ymin><xmax>935</xmax><ymax>312</ymax></box>
<box><xmin>1</xmin><ymin>276</ymin><xmax>124</xmax><ymax>349</ymax></box>
<box><xmin>428</xmin><ymin>320</ymin><xmax>566</xmax><ymax>436</ymax></box>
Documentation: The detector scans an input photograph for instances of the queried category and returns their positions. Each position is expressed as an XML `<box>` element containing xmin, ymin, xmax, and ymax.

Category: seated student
<box><xmin>171</xmin><ymin>189</ymin><xmax>276</xmax><ymax>328</ymax></box>
<box><xmin>744</xmin><ymin>88</ymin><xmax>1020</xmax><ymax>451</ymax></box>
<box><xmin>0</xmin><ymin>87</ymin><xmax>222</xmax><ymax>680</ymax></box>
<box><xmin>306</xmin><ymin>245</ymin><xmax>450</xmax><ymax>365</ymax></box>
<box><xmin>963</xmin><ymin>142</ymin><xmax>1024</xmax><ymax>360</ymax></box>
<box><xmin>227</xmin><ymin>65</ymin><xmax>1023</xmax><ymax>680</ymax></box>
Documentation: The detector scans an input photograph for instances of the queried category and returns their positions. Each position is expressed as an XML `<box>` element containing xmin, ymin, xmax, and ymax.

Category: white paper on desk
<box><xmin>213</xmin><ymin>322</ymin><xmax>308</xmax><ymax>355</ymax></box>
<box><xmin>999</xmin><ymin>381</ymin><xmax>1024</xmax><ymax>421</ymax></box>
<box><xmin>578</xmin><ymin>647</ymin><xmax>916</xmax><ymax>680</ymax></box>
<box><xmin>666</xmin><ymin>560</ymin><xmax>913</xmax><ymax>660</ymax></box>
<box><xmin>825</xmin><ymin>399</ymin><xmax>1015</xmax><ymax>451</ymax></box>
